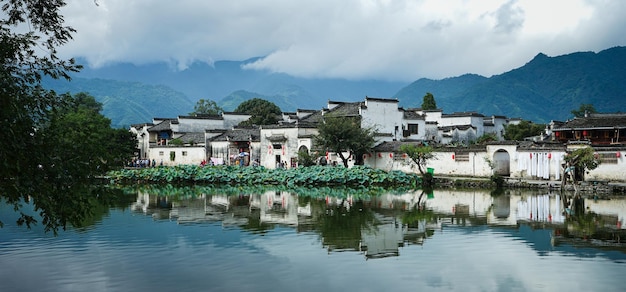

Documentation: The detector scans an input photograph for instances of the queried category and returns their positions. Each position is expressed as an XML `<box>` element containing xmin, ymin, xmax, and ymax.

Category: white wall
<box><xmin>148</xmin><ymin>146</ymin><xmax>206</xmax><ymax>166</ymax></box>
<box><xmin>361</xmin><ymin>98</ymin><xmax>404</xmax><ymax>142</ymax></box>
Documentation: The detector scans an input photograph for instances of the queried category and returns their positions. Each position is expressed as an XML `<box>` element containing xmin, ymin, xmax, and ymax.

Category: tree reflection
<box><xmin>313</xmin><ymin>199</ymin><xmax>377</xmax><ymax>252</ymax></box>
<box><xmin>1</xmin><ymin>183</ymin><xmax>136</xmax><ymax>235</ymax></box>
<box><xmin>557</xmin><ymin>192</ymin><xmax>626</xmax><ymax>250</ymax></box>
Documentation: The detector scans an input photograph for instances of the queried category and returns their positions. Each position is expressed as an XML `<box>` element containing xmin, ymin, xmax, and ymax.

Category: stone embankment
<box><xmin>434</xmin><ymin>175</ymin><xmax>626</xmax><ymax>195</ymax></box>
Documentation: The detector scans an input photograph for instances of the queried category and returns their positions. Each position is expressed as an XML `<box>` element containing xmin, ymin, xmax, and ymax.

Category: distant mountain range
<box><xmin>43</xmin><ymin>46</ymin><xmax>626</xmax><ymax>128</ymax></box>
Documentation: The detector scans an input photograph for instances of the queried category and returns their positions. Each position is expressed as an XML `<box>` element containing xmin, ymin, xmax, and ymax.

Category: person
<box><xmin>152</xmin><ymin>159</ymin><xmax>156</xmax><ymax>167</ymax></box>
<box><xmin>252</xmin><ymin>159</ymin><xmax>259</xmax><ymax>167</ymax></box>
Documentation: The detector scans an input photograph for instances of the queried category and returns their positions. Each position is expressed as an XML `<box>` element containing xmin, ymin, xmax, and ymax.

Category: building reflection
<box><xmin>130</xmin><ymin>188</ymin><xmax>626</xmax><ymax>259</ymax></box>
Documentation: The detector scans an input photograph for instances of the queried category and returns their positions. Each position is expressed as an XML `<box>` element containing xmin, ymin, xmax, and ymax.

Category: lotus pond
<box><xmin>107</xmin><ymin>165</ymin><xmax>421</xmax><ymax>187</ymax></box>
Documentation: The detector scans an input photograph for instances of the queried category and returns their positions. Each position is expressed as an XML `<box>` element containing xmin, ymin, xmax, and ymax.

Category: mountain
<box><xmin>44</xmin><ymin>46</ymin><xmax>626</xmax><ymax>127</ymax></box>
<box><xmin>43</xmin><ymin>77</ymin><xmax>194</xmax><ymax>127</ymax></box>
<box><xmin>73</xmin><ymin>57</ymin><xmax>406</xmax><ymax>107</ymax></box>
<box><xmin>395</xmin><ymin>46</ymin><xmax>626</xmax><ymax>122</ymax></box>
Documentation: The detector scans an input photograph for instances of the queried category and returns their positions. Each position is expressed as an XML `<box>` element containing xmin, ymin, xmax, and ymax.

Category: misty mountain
<box><xmin>44</xmin><ymin>46</ymin><xmax>626</xmax><ymax>128</ymax></box>
<box><xmin>395</xmin><ymin>46</ymin><xmax>626</xmax><ymax>122</ymax></box>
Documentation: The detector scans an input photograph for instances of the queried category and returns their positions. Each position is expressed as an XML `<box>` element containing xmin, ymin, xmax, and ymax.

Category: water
<box><xmin>1</xmin><ymin>187</ymin><xmax>625</xmax><ymax>292</ymax></box>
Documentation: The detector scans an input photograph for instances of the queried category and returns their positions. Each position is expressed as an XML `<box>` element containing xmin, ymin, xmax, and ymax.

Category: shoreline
<box><xmin>434</xmin><ymin>175</ymin><xmax>626</xmax><ymax>195</ymax></box>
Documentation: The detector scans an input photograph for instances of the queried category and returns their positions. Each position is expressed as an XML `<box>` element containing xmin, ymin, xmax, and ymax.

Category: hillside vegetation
<box><xmin>44</xmin><ymin>46</ymin><xmax>626</xmax><ymax>126</ymax></box>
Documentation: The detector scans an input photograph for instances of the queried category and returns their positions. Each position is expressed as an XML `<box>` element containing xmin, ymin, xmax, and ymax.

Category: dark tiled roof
<box><xmin>179</xmin><ymin>115</ymin><xmax>224</xmax><ymax>120</ymax></box>
<box><xmin>177</xmin><ymin>132</ymin><xmax>205</xmax><ymax>144</ymax></box>
<box><xmin>327</xmin><ymin>102</ymin><xmax>362</xmax><ymax>117</ymax></box>
<box><xmin>443</xmin><ymin>112</ymin><xmax>485</xmax><ymax>118</ymax></box>
<box><xmin>365</xmin><ymin>96</ymin><xmax>398</xmax><ymax>103</ymax></box>
<box><xmin>554</xmin><ymin>114</ymin><xmax>626</xmax><ymax>130</ymax></box>
<box><xmin>439</xmin><ymin>125</ymin><xmax>476</xmax><ymax>132</ymax></box>
<box><xmin>403</xmin><ymin>111</ymin><xmax>424</xmax><ymax>120</ymax></box>
<box><xmin>209</xmin><ymin>128</ymin><xmax>260</xmax><ymax>142</ymax></box>
<box><xmin>148</xmin><ymin>120</ymin><xmax>172</xmax><ymax>132</ymax></box>
<box><xmin>299</xmin><ymin>110</ymin><xmax>324</xmax><ymax>124</ymax></box>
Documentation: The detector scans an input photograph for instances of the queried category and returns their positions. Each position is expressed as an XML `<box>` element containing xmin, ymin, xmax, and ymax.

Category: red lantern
<box><xmin>378</xmin><ymin>153</ymin><xmax>382</xmax><ymax>158</ymax></box>
<box><xmin>548</xmin><ymin>153</ymin><xmax>552</xmax><ymax>159</ymax></box>
<box><xmin>555</xmin><ymin>131</ymin><xmax>560</xmax><ymax>137</ymax></box>
<box><xmin>389</xmin><ymin>153</ymin><xmax>393</xmax><ymax>158</ymax></box>
<box><xmin>363</xmin><ymin>154</ymin><xmax>367</xmax><ymax>160</ymax></box>
<box><xmin>402</xmin><ymin>153</ymin><xmax>407</xmax><ymax>158</ymax></box>
<box><xmin>617</xmin><ymin>152</ymin><xmax>621</xmax><ymax>158</ymax></box>
<box><xmin>452</xmin><ymin>154</ymin><xmax>455</xmax><ymax>160</ymax></box>
<box><xmin>583</xmin><ymin>130</ymin><xmax>588</xmax><ymax>136</ymax></box>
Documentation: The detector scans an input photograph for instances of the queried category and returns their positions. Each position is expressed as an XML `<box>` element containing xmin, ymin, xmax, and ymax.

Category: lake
<box><xmin>1</xmin><ymin>186</ymin><xmax>625</xmax><ymax>292</ymax></box>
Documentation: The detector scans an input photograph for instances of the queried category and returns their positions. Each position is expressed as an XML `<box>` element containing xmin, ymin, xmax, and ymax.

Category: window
<box><xmin>159</xmin><ymin>151</ymin><xmax>164</xmax><ymax>156</ymax></box>
<box><xmin>182</xmin><ymin>151</ymin><xmax>188</xmax><ymax>156</ymax></box>
<box><xmin>454</xmin><ymin>152</ymin><xmax>469</xmax><ymax>162</ymax></box>
<box><xmin>599</xmin><ymin>153</ymin><xmax>618</xmax><ymax>164</ymax></box>
<box><xmin>408</xmin><ymin>124</ymin><xmax>419</xmax><ymax>135</ymax></box>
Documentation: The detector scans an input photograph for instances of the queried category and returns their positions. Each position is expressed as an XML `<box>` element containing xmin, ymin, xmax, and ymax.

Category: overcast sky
<box><xmin>59</xmin><ymin>0</ymin><xmax>626</xmax><ymax>82</ymax></box>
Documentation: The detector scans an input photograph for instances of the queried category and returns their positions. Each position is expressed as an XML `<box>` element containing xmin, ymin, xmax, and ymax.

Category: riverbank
<box><xmin>434</xmin><ymin>175</ymin><xmax>626</xmax><ymax>195</ymax></box>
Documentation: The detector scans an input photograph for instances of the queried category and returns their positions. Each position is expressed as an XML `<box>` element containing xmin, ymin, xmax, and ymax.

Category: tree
<box><xmin>0</xmin><ymin>2</ymin><xmax>135</xmax><ymax>234</ymax></box>
<box><xmin>563</xmin><ymin>147</ymin><xmax>600</xmax><ymax>185</ymax></box>
<box><xmin>189</xmin><ymin>98</ymin><xmax>223</xmax><ymax>116</ymax></box>
<box><xmin>571</xmin><ymin>103</ymin><xmax>597</xmax><ymax>118</ymax></box>
<box><xmin>46</xmin><ymin>93</ymin><xmax>137</xmax><ymax>175</ymax></box>
<box><xmin>400</xmin><ymin>143</ymin><xmax>436</xmax><ymax>187</ymax></box>
<box><xmin>400</xmin><ymin>143</ymin><xmax>435</xmax><ymax>175</ymax></box>
<box><xmin>475</xmin><ymin>133</ymin><xmax>499</xmax><ymax>144</ymax></box>
<box><xmin>315</xmin><ymin>115</ymin><xmax>377</xmax><ymax>167</ymax></box>
<box><xmin>234</xmin><ymin>98</ymin><xmax>282</xmax><ymax>126</ymax></box>
<box><xmin>503</xmin><ymin>120</ymin><xmax>545</xmax><ymax>141</ymax></box>
<box><xmin>421</xmin><ymin>92</ymin><xmax>437</xmax><ymax>110</ymax></box>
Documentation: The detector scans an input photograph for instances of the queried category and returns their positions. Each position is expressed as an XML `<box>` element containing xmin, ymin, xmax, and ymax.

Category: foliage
<box><xmin>297</xmin><ymin>150</ymin><xmax>318</xmax><ymax>167</ymax></box>
<box><xmin>0</xmin><ymin>3</ymin><xmax>136</xmax><ymax>233</ymax></box>
<box><xmin>503</xmin><ymin>120</ymin><xmax>545</xmax><ymax>141</ymax></box>
<box><xmin>315</xmin><ymin>115</ymin><xmax>377</xmax><ymax>167</ymax></box>
<box><xmin>571</xmin><ymin>103</ymin><xmax>597</xmax><ymax>118</ymax></box>
<box><xmin>397</xmin><ymin>48</ymin><xmax>626</xmax><ymax>123</ymax></box>
<box><xmin>421</xmin><ymin>92</ymin><xmax>437</xmax><ymax>110</ymax></box>
<box><xmin>475</xmin><ymin>133</ymin><xmax>498</xmax><ymax>144</ymax></box>
<box><xmin>234</xmin><ymin>98</ymin><xmax>282</xmax><ymax>126</ymax></box>
<box><xmin>107</xmin><ymin>165</ymin><xmax>421</xmax><ymax>189</ymax></box>
<box><xmin>43</xmin><ymin>77</ymin><xmax>195</xmax><ymax>128</ymax></box>
<box><xmin>45</xmin><ymin>92</ymin><xmax>138</xmax><ymax>176</ymax></box>
<box><xmin>564</xmin><ymin>147</ymin><xmax>600</xmax><ymax>180</ymax></box>
<box><xmin>399</xmin><ymin>143</ymin><xmax>435</xmax><ymax>175</ymax></box>
<box><xmin>169</xmin><ymin>138</ymin><xmax>184</xmax><ymax>146</ymax></box>
<box><xmin>189</xmin><ymin>98</ymin><xmax>223</xmax><ymax>116</ymax></box>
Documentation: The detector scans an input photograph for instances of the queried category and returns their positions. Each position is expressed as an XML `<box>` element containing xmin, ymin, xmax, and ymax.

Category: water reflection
<box><xmin>129</xmin><ymin>187</ymin><xmax>626</xmax><ymax>259</ymax></box>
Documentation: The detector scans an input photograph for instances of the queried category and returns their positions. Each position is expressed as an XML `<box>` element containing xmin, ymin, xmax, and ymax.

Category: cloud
<box><xmin>59</xmin><ymin>0</ymin><xmax>626</xmax><ymax>81</ymax></box>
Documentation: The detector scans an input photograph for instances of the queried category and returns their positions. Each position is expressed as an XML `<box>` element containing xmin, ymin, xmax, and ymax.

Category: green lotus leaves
<box><xmin>107</xmin><ymin>165</ymin><xmax>421</xmax><ymax>188</ymax></box>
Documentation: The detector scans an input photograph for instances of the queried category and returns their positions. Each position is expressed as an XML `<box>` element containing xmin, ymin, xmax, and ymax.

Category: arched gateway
<box><xmin>493</xmin><ymin>149</ymin><xmax>511</xmax><ymax>176</ymax></box>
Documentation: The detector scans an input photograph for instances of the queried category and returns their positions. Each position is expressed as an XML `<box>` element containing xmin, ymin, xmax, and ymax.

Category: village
<box><xmin>130</xmin><ymin>96</ymin><xmax>626</xmax><ymax>184</ymax></box>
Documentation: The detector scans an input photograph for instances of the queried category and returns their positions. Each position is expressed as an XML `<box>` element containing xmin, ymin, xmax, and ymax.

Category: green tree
<box><xmin>297</xmin><ymin>150</ymin><xmax>317</xmax><ymax>167</ymax></box>
<box><xmin>503</xmin><ymin>120</ymin><xmax>545</xmax><ymax>141</ymax></box>
<box><xmin>44</xmin><ymin>93</ymin><xmax>137</xmax><ymax>177</ymax></box>
<box><xmin>0</xmin><ymin>2</ymin><xmax>137</xmax><ymax>234</ymax></box>
<box><xmin>475</xmin><ymin>133</ymin><xmax>499</xmax><ymax>144</ymax></box>
<box><xmin>571</xmin><ymin>103</ymin><xmax>597</xmax><ymax>118</ymax></box>
<box><xmin>315</xmin><ymin>115</ymin><xmax>377</xmax><ymax>167</ymax></box>
<box><xmin>563</xmin><ymin>147</ymin><xmax>600</xmax><ymax>184</ymax></box>
<box><xmin>189</xmin><ymin>98</ymin><xmax>223</xmax><ymax>116</ymax></box>
<box><xmin>234</xmin><ymin>98</ymin><xmax>282</xmax><ymax>126</ymax></box>
<box><xmin>400</xmin><ymin>143</ymin><xmax>435</xmax><ymax>176</ymax></box>
<box><xmin>421</xmin><ymin>92</ymin><xmax>437</xmax><ymax>110</ymax></box>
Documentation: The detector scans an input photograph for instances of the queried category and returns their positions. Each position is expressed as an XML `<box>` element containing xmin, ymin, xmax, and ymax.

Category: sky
<box><xmin>59</xmin><ymin>0</ymin><xmax>626</xmax><ymax>82</ymax></box>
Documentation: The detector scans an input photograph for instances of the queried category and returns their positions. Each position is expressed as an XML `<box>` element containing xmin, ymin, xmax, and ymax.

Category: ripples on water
<box><xmin>1</xmin><ymin>188</ymin><xmax>626</xmax><ymax>292</ymax></box>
